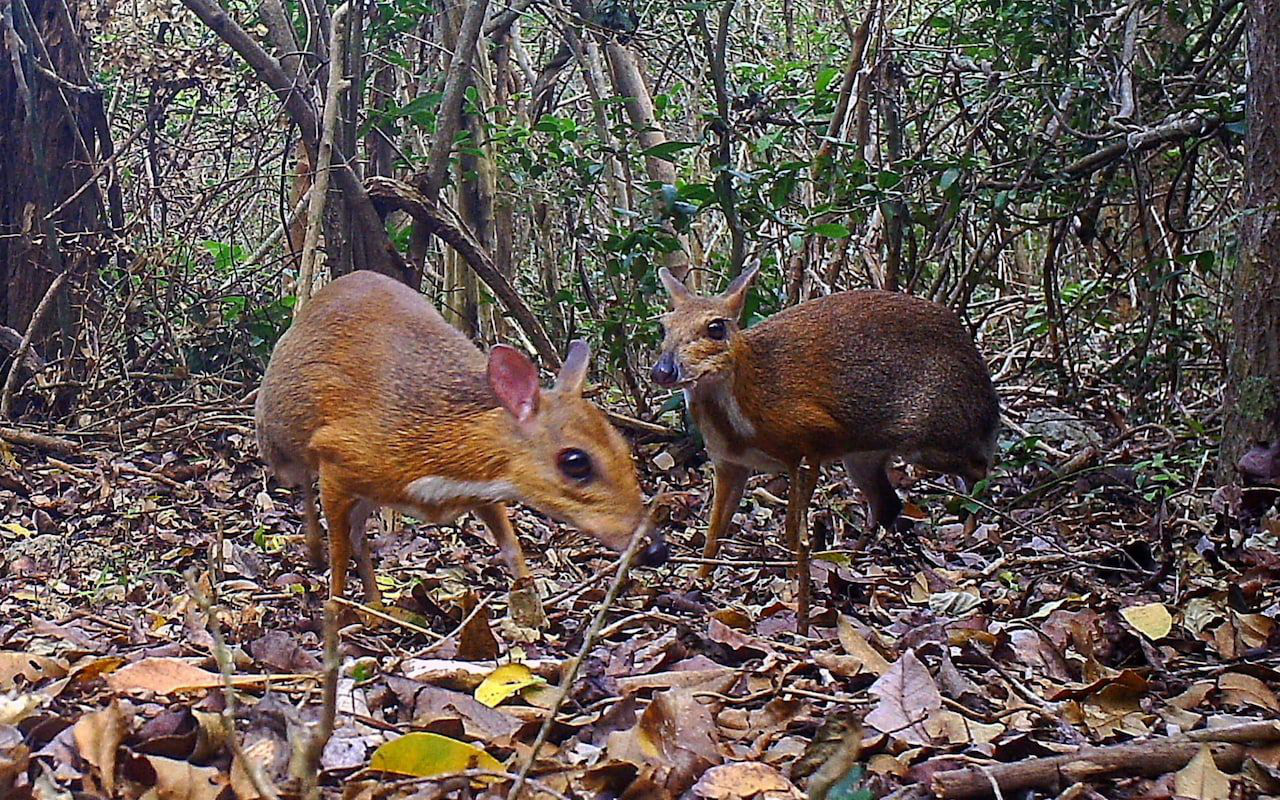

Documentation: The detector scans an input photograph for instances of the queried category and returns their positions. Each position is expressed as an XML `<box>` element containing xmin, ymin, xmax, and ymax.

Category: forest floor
<box><xmin>2</xmin><ymin>390</ymin><xmax>1279</xmax><ymax>800</ymax></box>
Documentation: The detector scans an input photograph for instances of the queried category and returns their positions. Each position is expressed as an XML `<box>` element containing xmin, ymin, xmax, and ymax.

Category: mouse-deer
<box><xmin>256</xmin><ymin>270</ymin><xmax>668</xmax><ymax>606</ymax></box>
<box><xmin>651</xmin><ymin>266</ymin><xmax>998</xmax><ymax>630</ymax></box>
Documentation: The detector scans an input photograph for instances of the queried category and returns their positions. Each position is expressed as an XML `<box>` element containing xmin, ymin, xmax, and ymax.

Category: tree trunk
<box><xmin>601</xmin><ymin>41</ymin><xmax>691</xmax><ymax>281</ymax></box>
<box><xmin>0</xmin><ymin>0</ymin><xmax>108</xmax><ymax>414</ymax></box>
<box><xmin>1220</xmin><ymin>0</ymin><xmax>1280</xmax><ymax>481</ymax></box>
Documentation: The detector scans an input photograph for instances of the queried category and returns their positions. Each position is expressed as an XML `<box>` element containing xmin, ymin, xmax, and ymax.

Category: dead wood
<box><xmin>0</xmin><ymin>325</ymin><xmax>45</xmax><ymax>373</ymax></box>
<box><xmin>1</xmin><ymin>270</ymin><xmax>67</xmax><ymax>418</ymax></box>
<box><xmin>930</xmin><ymin>719</ymin><xmax>1280</xmax><ymax>799</ymax></box>
<box><xmin>364</xmin><ymin>176</ymin><xmax>561</xmax><ymax>368</ymax></box>
<box><xmin>0</xmin><ymin>424</ymin><xmax>80</xmax><ymax>454</ymax></box>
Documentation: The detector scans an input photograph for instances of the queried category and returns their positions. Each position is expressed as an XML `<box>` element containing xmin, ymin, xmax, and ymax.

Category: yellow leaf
<box><xmin>474</xmin><ymin>663</ymin><xmax>543</xmax><ymax>708</ymax></box>
<box><xmin>1</xmin><ymin>522</ymin><xmax>34</xmax><ymax>539</ymax></box>
<box><xmin>1174</xmin><ymin>745</ymin><xmax>1232</xmax><ymax>800</ymax></box>
<box><xmin>369</xmin><ymin>732</ymin><xmax>503</xmax><ymax>777</ymax></box>
<box><xmin>1121</xmin><ymin>602</ymin><xmax>1173</xmax><ymax>640</ymax></box>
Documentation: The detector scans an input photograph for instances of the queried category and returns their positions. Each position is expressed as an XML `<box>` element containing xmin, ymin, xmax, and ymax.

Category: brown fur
<box><xmin>654</xmin><ymin>266</ymin><xmax>999</xmax><ymax>589</ymax></box>
<box><xmin>256</xmin><ymin>271</ymin><xmax>649</xmax><ymax>603</ymax></box>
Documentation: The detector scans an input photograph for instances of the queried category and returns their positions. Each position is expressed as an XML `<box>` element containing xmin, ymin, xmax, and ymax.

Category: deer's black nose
<box><xmin>640</xmin><ymin>532</ymin><xmax>669</xmax><ymax>566</ymax></box>
<box><xmin>651</xmin><ymin>353</ymin><xmax>679</xmax><ymax>387</ymax></box>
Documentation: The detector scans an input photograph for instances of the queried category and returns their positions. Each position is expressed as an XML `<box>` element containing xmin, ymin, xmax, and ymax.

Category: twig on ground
<box><xmin>186</xmin><ymin>569</ymin><xmax>283</xmax><ymax>800</ymax></box>
<box><xmin>330</xmin><ymin>595</ymin><xmax>445</xmax><ymax>641</ymax></box>
<box><xmin>930</xmin><ymin>719</ymin><xmax>1280</xmax><ymax>798</ymax></box>
<box><xmin>378</xmin><ymin>769</ymin><xmax>572</xmax><ymax>800</ymax></box>
<box><xmin>410</xmin><ymin>593</ymin><xmax>494</xmax><ymax>658</ymax></box>
<box><xmin>506</xmin><ymin>522</ymin><xmax>651</xmax><ymax>800</ymax></box>
<box><xmin>1</xmin><ymin>425</ymin><xmax>79</xmax><ymax>454</ymax></box>
<box><xmin>294</xmin><ymin>598</ymin><xmax>342</xmax><ymax>800</ymax></box>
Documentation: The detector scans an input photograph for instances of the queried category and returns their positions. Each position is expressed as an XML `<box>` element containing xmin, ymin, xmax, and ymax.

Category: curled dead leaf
<box><xmin>0</xmin><ymin>652</ymin><xmax>67</xmax><ymax>691</ymax></box>
<box><xmin>688</xmin><ymin>761</ymin><xmax>804</xmax><ymax>799</ymax></box>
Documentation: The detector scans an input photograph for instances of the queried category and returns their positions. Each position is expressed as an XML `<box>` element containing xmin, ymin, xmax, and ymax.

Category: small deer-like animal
<box><xmin>651</xmin><ymin>267</ymin><xmax>998</xmax><ymax>626</ymax></box>
<box><xmin>256</xmin><ymin>270</ymin><xmax>667</xmax><ymax>605</ymax></box>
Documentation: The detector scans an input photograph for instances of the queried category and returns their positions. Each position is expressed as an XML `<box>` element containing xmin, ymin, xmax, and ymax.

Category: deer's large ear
<box><xmin>488</xmin><ymin>345</ymin><xmax>540</xmax><ymax>423</ymax></box>
<box><xmin>555</xmin><ymin>339</ymin><xmax>590</xmax><ymax>395</ymax></box>
<box><xmin>721</xmin><ymin>265</ymin><xmax>760</xmax><ymax>318</ymax></box>
<box><xmin>659</xmin><ymin>267</ymin><xmax>693</xmax><ymax>306</ymax></box>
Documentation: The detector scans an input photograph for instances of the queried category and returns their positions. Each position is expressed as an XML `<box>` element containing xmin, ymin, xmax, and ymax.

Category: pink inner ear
<box><xmin>488</xmin><ymin>345</ymin><xmax>540</xmax><ymax>423</ymax></box>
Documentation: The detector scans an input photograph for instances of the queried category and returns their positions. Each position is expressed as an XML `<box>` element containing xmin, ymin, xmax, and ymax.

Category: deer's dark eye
<box><xmin>706</xmin><ymin>319</ymin><xmax>728</xmax><ymax>340</ymax></box>
<box><xmin>557</xmin><ymin>448</ymin><xmax>594</xmax><ymax>482</ymax></box>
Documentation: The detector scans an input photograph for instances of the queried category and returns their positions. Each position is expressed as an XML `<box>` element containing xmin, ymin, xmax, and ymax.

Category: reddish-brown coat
<box><xmin>256</xmin><ymin>271</ymin><xmax>650</xmax><ymax>602</ymax></box>
<box><xmin>653</xmin><ymin>266</ymin><xmax>999</xmax><ymax>631</ymax></box>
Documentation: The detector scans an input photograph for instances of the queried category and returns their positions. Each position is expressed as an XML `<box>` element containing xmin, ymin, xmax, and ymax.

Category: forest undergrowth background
<box><xmin>2</xmin><ymin>0</ymin><xmax>1280</xmax><ymax>796</ymax></box>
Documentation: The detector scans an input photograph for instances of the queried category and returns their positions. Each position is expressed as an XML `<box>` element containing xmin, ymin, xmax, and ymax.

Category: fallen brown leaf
<box><xmin>688</xmin><ymin>761</ymin><xmax>804</xmax><ymax>799</ymax></box>
<box><xmin>864</xmin><ymin>650</ymin><xmax>941</xmax><ymax>745</ymax></box>
<box><xmin>73</xmin><ymin>701</ymin><xmax>128</xmax><ymax>795</ymax></box>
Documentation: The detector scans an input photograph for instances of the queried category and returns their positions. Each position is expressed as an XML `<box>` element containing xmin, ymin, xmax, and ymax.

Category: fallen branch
<box><xmin>0</xmin><ymin>425</ymin><xmax>79</xmax><ymax>454</ymax></box>
<box><xmin>930</xmin><ymin>719</ymin><xmax>1280</xmax><ymax>799</ymax></box>
<box><xmin>365</xmin><ymin>176</ymin><xmax>561</xmax><ymax>368</ymax></box>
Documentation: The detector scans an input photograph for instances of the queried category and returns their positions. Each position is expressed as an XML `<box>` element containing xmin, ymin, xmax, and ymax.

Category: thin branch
<box><xmin>296</xmin><ymin>3</ymin><xmax>350</xmax><ymax>310</ymax></box>
<box><xmin>178</xmin><ymin>0</ymin><xmax>407</xmax><ymax>281</ymax></box>
<box><xmin>506</xmin><ymin>521</ymin><xmax>652</xmax><ymax>799</ymax></box>
<box><xmin>423</xmin><ymin>0</ymin><xmax>493</xmax><ymax>200</ymax></box>
<box><xmin>0</xmin><ymin>425</ymin><xmax>79</xmax><ymax>454</ymax></box>
<box><xmin>1</xmin><ymin>271</ymin><xmax>67</xmax><ymax>418</ymax></box>
<box><xmin>365</xmin><ymin>176</ymin><xmax>562</xmax><ymax>367</ymax></box>
<box><xmin>931</xmin><ymin>720</ymin><xmax>1280</xmax><ymax>799</ymax></box>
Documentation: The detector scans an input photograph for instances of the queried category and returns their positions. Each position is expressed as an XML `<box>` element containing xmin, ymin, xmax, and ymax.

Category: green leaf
<box><xmin>815</xmin><ymin>64</ymin><xmax>840</xmax><ymax>96</ymax></box>
<box><xmin>397</xmin><ymin>93</ymin><xmax>441</xmax><ymax>120</ymax></box>
<box><xmin>939</xmin><ymin>167</ymin><xmax>962</xmax><ymax>191</ymax></box>
<box><xmin>641</xmin><ymin>141</ymin><xmax>698</xmax><ymax>162</ymax></box>
<box><xmin>876</xmin><ymin>170</ymin><xmax>902</xmax><ymax>189</ymax></box>
<box><xmin>369</xmin><ymin>732</ymin><xmax>503</xmax><ymax>778</ymax></box>
<box><xmin>827</xmin><ymin>764</ymin><xmax>873</xmax><ymax>800</ymax></box>
<box><xmin>811</xmin><ymin>223</ymin><xmax>851</xmax><ymax>239</ymax></box>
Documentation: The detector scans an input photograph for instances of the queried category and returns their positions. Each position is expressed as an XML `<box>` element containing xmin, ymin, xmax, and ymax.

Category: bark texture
<box><xmin>1220</xmin><ymin>0</ymin><xmax>1280</xmax><ymax>480</ymax></box>
<box><xmin>0</xmin><ymin>0</ymin><xmax>105</xmax><ymax>363</ymax></box>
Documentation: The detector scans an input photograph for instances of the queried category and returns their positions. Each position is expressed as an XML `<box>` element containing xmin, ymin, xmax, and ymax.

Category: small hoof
<box><xmin>695</xmin><ymin>563</ymin><xmax>715</xmax><ymax>581</ymax></box>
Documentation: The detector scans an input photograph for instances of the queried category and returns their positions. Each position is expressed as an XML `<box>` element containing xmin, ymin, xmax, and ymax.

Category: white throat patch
<box><xmin>699</xmin><ymin>379</ymin><xmax>756</xmax><ymax>439</ymax></box>
<box><xmin>404</xmin><ymin>476</ymin><xmax>518</xmax><ymax>508</ymax></box>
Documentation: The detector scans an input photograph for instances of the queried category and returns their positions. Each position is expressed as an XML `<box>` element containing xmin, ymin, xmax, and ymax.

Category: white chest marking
<box><xmin>686</xmin><ymin>383</ymin><xmax>780</xmax><ymax>471</ymax></box>
<box><xmin>403</xmin><ymin>476</ymin><xmax>518</xmax><ymax>509</ymax></box>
